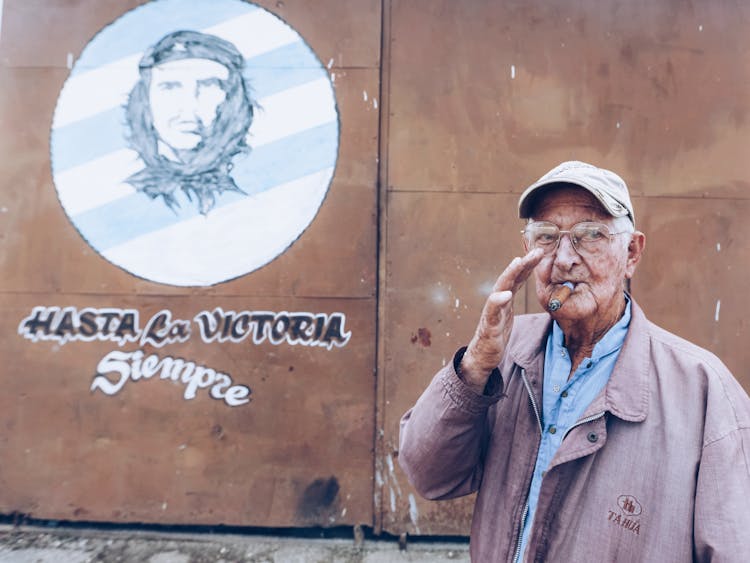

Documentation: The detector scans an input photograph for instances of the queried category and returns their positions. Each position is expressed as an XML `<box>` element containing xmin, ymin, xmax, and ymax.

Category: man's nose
<box><xmin>553</xmin><ymin>232</ymin><xmax>580</xmax><ymax>268</ymax></box>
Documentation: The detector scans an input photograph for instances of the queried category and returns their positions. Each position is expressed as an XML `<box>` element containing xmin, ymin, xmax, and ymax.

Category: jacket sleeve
<box><xmin>693</xmin><ymin>367</ymin><xmax>750</xmax><ymax>562</ymax></box>
<box><xmin>693</xmin><ymin>427</ymin><xmax>750</xmax><ymax>561</ymax></box>
<box><xmin>398</xmin><ymin>347</ymin><xmax>504</xmax><ymax>501</ymax></box>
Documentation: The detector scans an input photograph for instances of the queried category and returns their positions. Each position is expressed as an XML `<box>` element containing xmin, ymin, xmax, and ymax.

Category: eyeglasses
<box><xmin>521</xmin><ymin>221</ymin><xmax>630</xmax><ymax>256</ymax></box>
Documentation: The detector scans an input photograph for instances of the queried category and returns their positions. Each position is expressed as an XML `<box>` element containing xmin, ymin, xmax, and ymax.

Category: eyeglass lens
<box><xmin>524</xmin><ymin>222</ymin><xmax>612</xmax><ymax>255</ymax></box>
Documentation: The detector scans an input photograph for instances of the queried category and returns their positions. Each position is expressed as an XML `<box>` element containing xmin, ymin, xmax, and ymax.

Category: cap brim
<box><xmin>518</xmin><ymin>178</ymin><xmax>631</xmax><ymax>222</ymax></box>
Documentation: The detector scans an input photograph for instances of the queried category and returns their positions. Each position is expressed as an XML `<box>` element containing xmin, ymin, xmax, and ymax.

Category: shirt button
<box><xmin>560</xmin><ymin>350</ymin><xmax>566</xmax><ymax>357</ymax></box>
<box><xmin>552</xmin><ymin>384</ymin><xmax>560</xmax><ymax>393</ymax></box>
<box><xmin>586</xmin><ymin>361</ymin><xmax>593</xmax><ymax>368</ymax></box>
<box><xmin>541</xmin><ymin>470</ymin><xmax>547</xmax><ymax>478</ymax></box>
<box><xmin>587</xmin><ymin>432</ymin><xmax>598</xmax><ymax>443</ymax></box>
<box><xmin>549</xmin><ymin>425</ymin><xmax>557</xmax><ymax>434</ymax></box>
<box><xmin>561</xmin><ymin>390</ymin><xmax>568</xmax><ymax>398</ymax></box>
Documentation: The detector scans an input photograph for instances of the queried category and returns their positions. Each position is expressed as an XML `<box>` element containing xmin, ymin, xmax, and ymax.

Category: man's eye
<box><xmin>535</xmin><ymin>232</ymin><xmax>558</xmax><ymax>244</ymax></box>
<box><xmin>578</xmin><ymin>227</ymin><xmax>606</xmax><ymax>241</ymax></box>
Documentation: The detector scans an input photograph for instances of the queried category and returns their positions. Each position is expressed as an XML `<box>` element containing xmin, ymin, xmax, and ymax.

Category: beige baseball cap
<box><xmin>518</xmin><ymin>161</ymin><xmax>635</xmax><ymax>225</ymax></box>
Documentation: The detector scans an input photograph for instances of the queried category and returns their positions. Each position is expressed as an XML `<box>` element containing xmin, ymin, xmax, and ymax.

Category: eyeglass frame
<box><xmin>520</xmin><ymin>220</ymin><xmax>632</xmax><ymax>256</ymax></box>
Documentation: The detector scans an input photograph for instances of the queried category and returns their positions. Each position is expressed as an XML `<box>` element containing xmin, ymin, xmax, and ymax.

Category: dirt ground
<box><xmin>0</xmin><ymin>525</ymin><xmax>470</xmax><ymax>563</ymax></box>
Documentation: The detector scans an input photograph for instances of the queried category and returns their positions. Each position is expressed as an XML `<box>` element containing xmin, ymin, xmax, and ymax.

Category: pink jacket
<box><xmin>399</xmin><ymin>300</ymin><xmax>750</xmax><ymax>562</ymax></box>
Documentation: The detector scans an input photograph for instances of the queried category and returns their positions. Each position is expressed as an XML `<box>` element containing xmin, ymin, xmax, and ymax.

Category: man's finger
<box><xmin>492</xmin><ymin>248</ymin><xmax>544</xmax><ymax>293</ymax></box>
<box><xmin>483</xmin><ymin>290</ymin><xmax>514</xmax><ymax>326</ymax></box>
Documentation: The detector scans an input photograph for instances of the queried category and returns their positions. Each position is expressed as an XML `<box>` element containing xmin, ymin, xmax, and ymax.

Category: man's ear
<box><xmin>625</xmin><ymin>231</ymin><xmax>646</xmax><ymax>279</ymax></box>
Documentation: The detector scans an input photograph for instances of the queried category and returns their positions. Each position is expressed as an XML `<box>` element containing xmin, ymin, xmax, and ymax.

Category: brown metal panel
<box><xmin>253</xmin><ymin>0</ymin><xmax>381</xmax><ymax>69</ymax></box>
<box><xmin>379</xmin><ymin>191</ymin><xmax>529</xmax><ymax>536</ymax></box>
<box><xmin>631</xmin><ymin>196</ymin><xmax>750</xmax><ymax>384</ymax></box>
<box><xmin>0</xmin><ymin>0</ymin><xmax>380</xmax><ymax>529</ymax></box>
<box><xmin>381</xmin><ymin>0</ymin><xmax>750</xmax><ymax>538</ymax></box>
<box><xmin>1</xmin><ymin>293</ymin><xmax>374</xmax><ymax>526</ymax></box>
<box><xmin>387</xmin><ymin>0</ymin><xmax>750</xmax><ymax>198</ymax></box>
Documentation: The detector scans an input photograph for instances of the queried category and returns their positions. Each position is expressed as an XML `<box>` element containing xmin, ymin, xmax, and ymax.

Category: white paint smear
<box><xmin>386</xmin><ymin>453</ymin><xmax>394</xmax><ymax>473</ymax></box>
<box><xmin>715</xmin><ymin>300</ymin><xmax>721</xmax><ymax>322</ymax></box>
<box><xmin>0</xmin><ymin>1</ymin><xmax>4</xmax><ymax>43</ymax></box>
<box><xmin>408</xmin><ymin>493</ymin><xmax>421</xmax><ymax>534</ymax></box>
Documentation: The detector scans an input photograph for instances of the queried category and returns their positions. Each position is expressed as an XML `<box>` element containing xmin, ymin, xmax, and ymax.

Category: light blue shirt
<box><xmin>518</xmin><ymin>297</ymin><xmax>631</xmax><ymax>561</ymax></box>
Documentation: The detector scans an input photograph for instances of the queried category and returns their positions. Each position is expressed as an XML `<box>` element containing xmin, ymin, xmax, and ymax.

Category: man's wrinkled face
<box><xmin>149</xmin><ymin>58</ymin><xmax>230</xmax><ymax>151</ymax></box>
<box><xmin>527</xmin><ymin>186</ymin><xmax>639</xmax><ymax>324</ymax></box>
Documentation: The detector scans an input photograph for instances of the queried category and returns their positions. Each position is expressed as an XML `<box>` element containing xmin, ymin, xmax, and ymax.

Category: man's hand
<box><xmin>460</xmin><ymin>248</ymin><xmax>544</xmax><ymax>393</ymax></box>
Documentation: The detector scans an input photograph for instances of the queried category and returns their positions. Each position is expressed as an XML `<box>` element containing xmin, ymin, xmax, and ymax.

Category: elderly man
<box><xmin>399</xmin><ymin>161</ymin><xmax>750</xmax><ymax>562</ymax></box>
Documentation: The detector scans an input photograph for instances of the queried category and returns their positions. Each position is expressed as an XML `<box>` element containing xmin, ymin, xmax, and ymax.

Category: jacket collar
<box><xmin>507</xmin><ymin>298</ymin><xmax>650</xmax><ymax>423</ymax></box>
<box><xmin>596</xmin><ymin>299</ymin><xmax>650</xmax><ymax>422</ymax></box>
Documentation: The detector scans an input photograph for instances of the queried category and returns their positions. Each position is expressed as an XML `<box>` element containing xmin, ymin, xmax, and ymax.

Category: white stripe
<box><xmin>249</xmin><ymin>78</ymin><xmax>336</xmax><ymax>146</ymax></box>
<box><xmin>53</xmin><ymin>10</ymin><xmax>300</xmax><ymax>129</ymax></box>
<box><xmin>102</xmin><ymin>167</ymin><xmax>333</xmax><ymax>286</ymax></box>
<box><xmin>206</xmin><ymin>9</ymin><xmax>299</xmax><ymax>59</ymax></box>
<box><xmin>55</xmin><ymin>150</ymin><xmax>140</xmax><ymax>215</ymax></box>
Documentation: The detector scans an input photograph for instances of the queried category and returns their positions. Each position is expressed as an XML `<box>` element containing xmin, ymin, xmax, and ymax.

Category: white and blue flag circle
<box><xmin>50</xmin><ymin>0</ymin><xmax>339</xmax><ymax>286</ymax></box>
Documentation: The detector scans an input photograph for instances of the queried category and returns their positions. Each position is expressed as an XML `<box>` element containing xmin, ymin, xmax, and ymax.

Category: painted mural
<box><xmin>50</xmin><ymin>0</ymin><xmax>339</xmax><ymax>286</ymax></box>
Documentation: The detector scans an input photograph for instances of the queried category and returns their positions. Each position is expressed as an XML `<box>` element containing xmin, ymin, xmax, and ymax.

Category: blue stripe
<box><xmin>231</xmin><ymin>120</ymin><xmax>338</xmax><ymax>196</ymax></box>
<box><xmin>73</xmin><ymin>0</ymin><xmax>259</xmax><ymax>71</ymax></box>
<box><xmin>52</xmin><ymin>42</ymin><xmax>330</xmax><ymax>172</ymax></box>
<box><xmin>51</xmin><ymin>108</ymin><xmax>128</xmax><ymax>173</ymax></box>
<box><xmin>69</xmin><ymin>121</ymin><xmax>338</xmax><ymax>251</ymax></box>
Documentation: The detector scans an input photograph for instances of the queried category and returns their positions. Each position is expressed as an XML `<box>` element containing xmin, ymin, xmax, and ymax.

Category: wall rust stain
<box><xmin>409</xmin><ymin>328</ymin><xmax>431</xmax><ymax>347</ymax></box>
<box><xmin>296</xmin><ymin>476</ymin><xmax>340</xmax><ymax>523</ymax></box>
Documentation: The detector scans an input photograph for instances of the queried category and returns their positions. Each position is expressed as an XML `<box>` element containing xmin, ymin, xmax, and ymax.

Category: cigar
<box><xmin>548</xmin><ymin>282</ymin><xmax>574</xmax><ymax>312</ymax></box>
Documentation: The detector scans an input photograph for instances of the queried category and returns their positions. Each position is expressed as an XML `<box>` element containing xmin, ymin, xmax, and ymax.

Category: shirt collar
<box><xmin>550</xmin><ymin>294</ymin><xmax>632</xmax><ymax>364</ymax></box>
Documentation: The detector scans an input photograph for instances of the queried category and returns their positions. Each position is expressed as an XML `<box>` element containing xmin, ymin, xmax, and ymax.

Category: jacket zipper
<box><xmin>512</xmin><ymin>368</ymin><xmax>543</xmax><ymax>563</ymax></box>
<box><xmin>520</xmin><ymin>368</ymin><xmax>543</xmax><ymax>433</ymax></box>
<box><xmin>512</xmin><ymin>371</ymin><xmax>606</xmax><ymax>563</ymax></box>
<box><xmin>512</xmin><ymin>501</ymin><xmax>529</xmax><ymax>563</ymax></box>
<box><xmin>562</xmin><ymin>412</ymin><xmax>605</xmax><ymax>441</ymax></box>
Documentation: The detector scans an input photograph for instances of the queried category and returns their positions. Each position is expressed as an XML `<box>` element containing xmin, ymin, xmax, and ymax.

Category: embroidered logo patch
<box><xmin>607</xmin><ymin>494</ymin><xmax>642</xmax><ymax>535</ymax></box>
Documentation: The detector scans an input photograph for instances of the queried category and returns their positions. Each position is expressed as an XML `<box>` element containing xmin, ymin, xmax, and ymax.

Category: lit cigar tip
<box><xmin>547</xmin><ymin>282</ymin><xmax>574</xmax><ymax>312</ymax></box>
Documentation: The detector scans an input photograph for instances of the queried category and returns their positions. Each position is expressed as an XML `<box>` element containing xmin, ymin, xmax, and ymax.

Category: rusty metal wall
<box><xmin>0</xmin><ymin>0</ymin><xmax>380</xmax><ymax>527</ymax></box>
<box><xmin>378</xmin><ymin>0</ymin><xmax>750</xmax><ymax>536</ymax></box>
<box><xmin>1</xmin><ymin>0</ymin><xmax>748</xmax><ymax>539</ymax></box>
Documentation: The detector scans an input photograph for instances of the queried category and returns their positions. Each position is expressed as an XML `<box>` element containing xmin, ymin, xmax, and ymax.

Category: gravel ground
<box><xmin>0</xmin><ymin>525</ymin><xmax>470</xmax><ymax>563</ymax></box>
